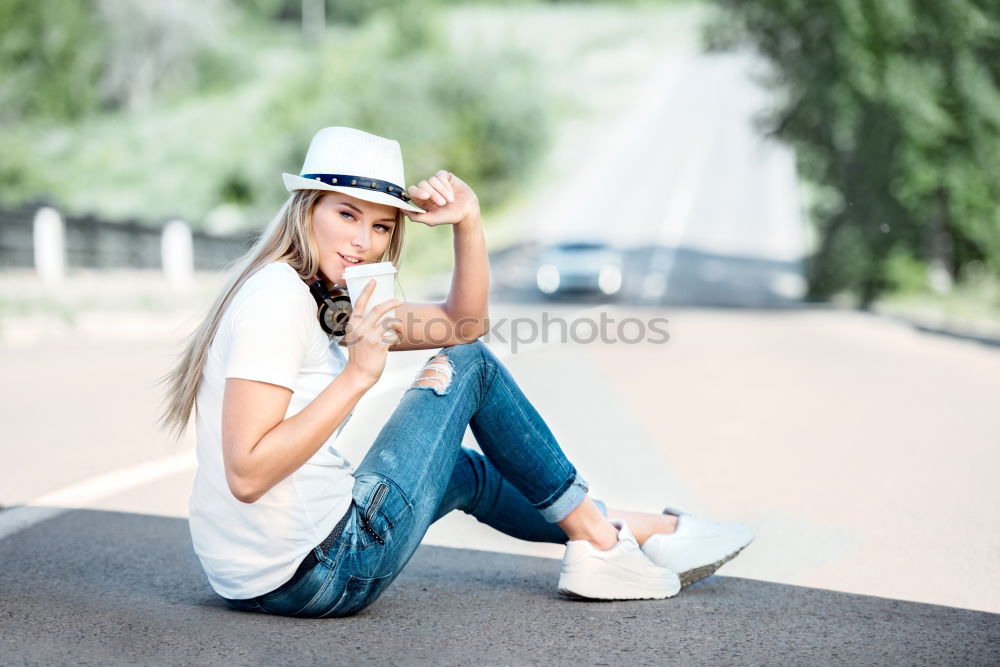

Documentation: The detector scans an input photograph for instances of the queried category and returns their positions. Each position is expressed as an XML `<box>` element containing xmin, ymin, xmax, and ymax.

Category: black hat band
<box><xmin>301</xmin><ymin>173</ymin><xmax>413</xmax><ymax>204</ymax></box>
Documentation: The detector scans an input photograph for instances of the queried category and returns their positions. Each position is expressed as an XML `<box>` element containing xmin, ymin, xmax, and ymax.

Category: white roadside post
<box><xmin>302</xmin><ymin>0</ymin><xmax>325</xmax><ymax>43</ymax></box>
<box><xmin>161</xmin><ymin>219</ymin><xmax>194</xmax><ymax>289</ymax></box>
<box><xmin>33</xmin><ymin>206</ymin><xmax>65</xmax><ymax>285</ymax></box>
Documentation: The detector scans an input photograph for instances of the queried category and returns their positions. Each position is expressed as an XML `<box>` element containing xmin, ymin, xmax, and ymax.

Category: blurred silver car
<box><xmin>535</xmin><ymin>241</ymin><xmax>624</xmax><ymax>297</ymax></box>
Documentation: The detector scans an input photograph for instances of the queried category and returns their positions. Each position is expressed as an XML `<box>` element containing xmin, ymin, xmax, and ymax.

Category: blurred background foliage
<box><xmin>1</xmin><ymin>0</ymin><xmax>997</xmax><ymax>309</ymax></box>
<box><xmin>705</xmin><ymin>0</ymin><xmax>1000</xmax><ymax>307</ymax></box>
<box><xmin>0</xmin><ymin>0</ymin><xmax>551</xmax><ymax>243</ymax></box>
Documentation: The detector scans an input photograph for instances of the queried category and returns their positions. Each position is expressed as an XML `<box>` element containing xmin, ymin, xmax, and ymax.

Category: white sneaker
<box><xmin>641</xmin><ymin>507</ymin><xmax>754</xmax><ymax>588</ymax></box>
<box><xmin>557</xmin><ymin>519</ymin><xmax>681</xmax><ymax>600</ymax></box>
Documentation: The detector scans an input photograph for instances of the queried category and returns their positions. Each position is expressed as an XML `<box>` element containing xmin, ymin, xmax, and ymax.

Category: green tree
<box><xmin>0</xmin><ymin>0</ymin><xmax>550</xmax><ymax>229</ymax></box>
<box><xmin>707</xmin><ymin>0</ymin><xmax>1000</xmax><ymax>306</ymax></box>
<box><xmin>0</xmin><ymin>0</ymin><xmax>103</xmax><ymax>121</ymax></box>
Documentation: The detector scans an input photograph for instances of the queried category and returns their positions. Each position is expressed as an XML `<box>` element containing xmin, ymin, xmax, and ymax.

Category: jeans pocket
<box><xmin>351</xmin><ymin>475</ymin><xmax>411</xmax><ymax>550</ymax></box>
<box><xmin>360</xmin><ymin>482</ymin><xmax>391</xmax><ymax>545</ymax></box>
<box><xmin>318</xmin><ymin>573</ymin><xmax>394</xmax><ymax>618</ymax></box>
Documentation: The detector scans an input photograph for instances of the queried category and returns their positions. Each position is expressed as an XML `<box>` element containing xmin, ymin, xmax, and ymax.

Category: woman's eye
<box><xmin>340</xmin><ymin>211</ymin><xmax>355</xmax><ymax>220</ymax></box>
<box><xmin>375</xmin><ymin>224</ymin><xmax>391</xmax><ymax>233</ymax></box>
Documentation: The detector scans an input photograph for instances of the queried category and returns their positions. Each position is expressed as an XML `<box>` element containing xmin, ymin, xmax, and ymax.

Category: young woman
<box><xmin>161</xmin><ymin>127</ymin><xmax>753</xmax><ymax>618</ymax></box>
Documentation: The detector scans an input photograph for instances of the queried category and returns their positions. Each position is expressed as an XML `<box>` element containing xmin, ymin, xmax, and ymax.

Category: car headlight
<box><xmin>769</xmin><ymin>271</ymin><xmax>806</xmax><ymax>299</ymax></box>
<box><xmin>536</xmin><ymin>264</ymin><xmax>560</xmax><ymax>294</ymax></box>
<box><xmin>598</xmin><ymin>266</ymin><xmax>622</xmax><ymax>295</ymax></box>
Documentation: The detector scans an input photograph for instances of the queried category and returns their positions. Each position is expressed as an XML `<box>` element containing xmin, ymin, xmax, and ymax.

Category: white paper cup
<box><xmin>343</xmin><ymin>261</ymin><xmax>397</xmax><ymax>319</ymax></box>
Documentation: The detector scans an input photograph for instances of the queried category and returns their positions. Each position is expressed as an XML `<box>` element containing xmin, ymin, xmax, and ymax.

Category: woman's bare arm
<box><xmin>392</xmin><ymin>171</ymin><xmax>489</xmax><ymax>351</ymax></box>
<box><xmin>221</xmin><ymin>368</ymin><xmax>371</xmax><ymax>504</ymax></box>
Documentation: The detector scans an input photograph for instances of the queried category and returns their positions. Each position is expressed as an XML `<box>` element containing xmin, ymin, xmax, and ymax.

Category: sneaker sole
<box><xmin>557</xmin><ymin>571</ymin><xmax>681</xmax><ymax>601</ymax></box>
<box><xmin>678</xmin><ymin>542</ymin><xmax>750</xmax><ymax>588</ymax></box>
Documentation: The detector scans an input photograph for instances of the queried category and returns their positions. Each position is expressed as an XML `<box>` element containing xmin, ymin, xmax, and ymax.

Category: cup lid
<box><xmin>343</xmin><ymin>261</ymin><xmax>398</xmax><ymax>279</ymax></box>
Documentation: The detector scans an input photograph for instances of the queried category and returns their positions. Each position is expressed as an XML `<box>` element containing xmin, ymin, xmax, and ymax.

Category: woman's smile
<box><xmin>337</xmin><ymin>251</ymin><xmax>365</xmax><ymax>266</ymax></box>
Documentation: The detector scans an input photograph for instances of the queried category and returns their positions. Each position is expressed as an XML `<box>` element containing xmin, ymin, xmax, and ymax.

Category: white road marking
<box><xmin>0</xmin><ymin>449</ymin><xmax>195</xmax><ymax>540</ymax></box>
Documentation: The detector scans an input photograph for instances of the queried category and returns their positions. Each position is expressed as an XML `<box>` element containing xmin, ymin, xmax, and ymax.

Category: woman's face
<box><xmin>311</xmin><ymin>191</ymin><xmax>398</xmax><ymax>285</ymax></box>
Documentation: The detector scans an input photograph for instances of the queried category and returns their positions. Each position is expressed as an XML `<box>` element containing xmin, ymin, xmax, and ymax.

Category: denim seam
<box><xmin>289</xmin><ymin>561</ymin><xmax>339</xmax><ymax>617</ymax></box>
<box><xmin>260</xmin><ymin>553</ymin><xmax>320</xmax><ymax>604</ymax></box>
<box><xmin>316</xmin><ymin>576</ymin><xmax>362</xmax><ymax>619</ymax></box>
<box><xmin>467</xmin><ymin>449</ymin><xmax>489</xmax><ymax>512</ymax></box>
<box><xmin>315</xmin><ymin>543</ymin><xmax>338</xmax><ymax>568</ymax></box>
<box><xmin>317</xmin><ymin>573</ymin><xmax>394</xmax><ymax>619</ymax></box>
<box><xmin>258</xmin><ymin>542</ymin><xmax>339</xmax><ymax>604</ymax></box>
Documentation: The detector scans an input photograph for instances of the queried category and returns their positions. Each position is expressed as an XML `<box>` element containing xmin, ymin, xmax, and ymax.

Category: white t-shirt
<box><xmin>188</xmin><ymin>261</ymin><xmax>355</xmax><ymax>600</ymax></box>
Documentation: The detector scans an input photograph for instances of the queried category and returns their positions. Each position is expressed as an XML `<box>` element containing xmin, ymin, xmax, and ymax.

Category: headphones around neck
<box><xmin>307</xmin><ymin>279</ymin><xmax>352</xmax><ymax>337</ymax></box>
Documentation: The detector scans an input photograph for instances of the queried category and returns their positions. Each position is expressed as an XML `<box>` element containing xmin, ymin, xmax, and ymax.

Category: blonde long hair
<box><xmin>159</xmin><ymin>189</ymin><xmax>406</xmax><ymax>438</ymax></box>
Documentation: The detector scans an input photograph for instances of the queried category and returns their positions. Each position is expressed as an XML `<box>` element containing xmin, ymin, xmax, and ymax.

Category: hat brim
<box><xmin>283</xmin><ymin>173</ymin><xmax>425</xmax><ymax>214</ymax></box>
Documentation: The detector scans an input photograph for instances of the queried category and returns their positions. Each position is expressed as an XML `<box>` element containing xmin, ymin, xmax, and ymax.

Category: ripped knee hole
<box><xmin>412</xmin><ymin>354</ymin><xmax>453</xmax><ymax>391</ymax></box>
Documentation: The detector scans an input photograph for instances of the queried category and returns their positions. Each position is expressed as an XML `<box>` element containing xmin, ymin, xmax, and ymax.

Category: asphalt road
<box><xmin>2</xmin><ymin>509</ymin><xmax>998</xmax><ymax>666</ymax></box>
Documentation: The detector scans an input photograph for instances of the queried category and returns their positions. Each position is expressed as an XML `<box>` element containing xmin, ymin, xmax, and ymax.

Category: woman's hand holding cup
<box><xmin>343</xmin><ymin>279</ymin><xmax>404</xmax><ymax>387</ymax></box>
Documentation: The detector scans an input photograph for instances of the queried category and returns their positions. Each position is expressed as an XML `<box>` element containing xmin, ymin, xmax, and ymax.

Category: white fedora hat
<box><xmin>282</xmin><ymin>126</ymin><xmax>425</xmax><ymax>213</ymax></box>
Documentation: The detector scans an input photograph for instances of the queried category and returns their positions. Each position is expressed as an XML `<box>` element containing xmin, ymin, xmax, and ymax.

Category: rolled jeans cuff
<box><xmin>538</xmin><ymin>472</ymin><xmax>590</xmax><ymax>523</ymax></box>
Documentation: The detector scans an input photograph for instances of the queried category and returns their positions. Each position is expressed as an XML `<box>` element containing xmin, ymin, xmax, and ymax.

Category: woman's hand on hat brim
<box><xmin>406</xmin><ymin>170</ymin><xmax>480</xmax><ymax>227</ymax></box>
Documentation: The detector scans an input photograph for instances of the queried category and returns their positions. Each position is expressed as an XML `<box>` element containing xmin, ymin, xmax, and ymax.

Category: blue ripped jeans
<box><xmin>223</xmin><ymin>339</ymin><xmax>599</xmax><ymax>618</ymax></box>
